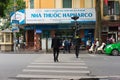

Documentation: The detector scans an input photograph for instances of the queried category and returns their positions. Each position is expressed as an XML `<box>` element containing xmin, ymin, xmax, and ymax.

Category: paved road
<box><xmin>0</xmin><ymin>53</ymin><xmax>39</xmax><ymax>80</ymax></box>
<box><xmin>0</xmin><ymin>50</ymin><xmax>120</xmax><ymax>80</ymax></box>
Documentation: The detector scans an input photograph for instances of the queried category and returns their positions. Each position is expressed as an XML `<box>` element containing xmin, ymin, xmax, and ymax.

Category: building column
<box><xmin>25</xmin><ymin>30</ymin><xmax>28</xmax><ymax>47</ymax></box>
<box><xmin>34</xmin><ymin>30</ymin><xmax>37</xmax><ymax>50</ymax></box>
<box><xmin>34</xmin><ymin>30</ymin><xmax>42</xmax><ymax>51</ymax></box>
<box><xmin>55</xmin><ymin>0</ymin><xmax>62</xmax><ymax>8</ymax></box>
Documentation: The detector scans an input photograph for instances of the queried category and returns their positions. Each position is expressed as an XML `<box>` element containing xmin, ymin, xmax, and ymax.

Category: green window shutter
<box><xmin>30</xmin><ymin>0</ymin><xmax>34</xmax><ymax>9</ymax></box>
<box><xmin>63</xmin><ymin>0</ymin><xmax>72</xmax><ymax>8</ymax></box>
<box><xmin>103</xmin><ymin>3</ymin><xmax>109</xmax><ymax>16</ymax></box>
<box><xmin>114</xmin><ymin>1</ymin><xmax>120</xmax><ymax>15</ymax></box>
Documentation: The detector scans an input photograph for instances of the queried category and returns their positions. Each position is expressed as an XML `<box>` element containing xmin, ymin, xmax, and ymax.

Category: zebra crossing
<box><xmin>15</xmin><ymin>54</ymin><xmax>91</xmax><ymax>80</ymax></box>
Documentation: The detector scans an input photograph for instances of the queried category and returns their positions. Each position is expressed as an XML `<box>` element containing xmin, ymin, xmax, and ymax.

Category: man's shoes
<box><xmin>54</xmin><ymin>58</ymin><xmax>56</xmax><ymax>62</ymax></box>
<box><xmin>56</xmin><ymin>59</ymin><xmax>59</xmax><ymax>62</ymax></box>
<box><xmin>54</xmin><ymin>59</ymin><xmax>59</xmax><ymax>62</ymax></box>
<box><xmin>76</xmin><ymin>56</ymin><xmax>78</xmax><ymax>58</ymax></box>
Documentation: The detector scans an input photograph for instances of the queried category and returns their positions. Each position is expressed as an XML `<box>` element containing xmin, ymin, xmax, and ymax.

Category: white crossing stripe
<box><xmin>27</xmin><ymin>65</ymin><xmax>88</xmax><ymax>69</ymax></box>
<box><xmin>16</xmin><ymin>74</ymin><xmax>93</xmax><ymax>79</ymax></box>
<box><xmin>16</xmin><ymin>74</ymin><xmax>114</xmax><ymax>80</ymax></box>
<box><xmin>34</xmin><ymin>60</ymin><xmax>84</xmax><ymax>63</ymax></box>
<box><xmin>22</xmin><ymin>69</ymin><xmax>90</xmax><ymax>74</ymax></box>
<box><xmin>30</xmin><ymin>62</ymin><xmax>86</xmax><ymax>65</ymax></box>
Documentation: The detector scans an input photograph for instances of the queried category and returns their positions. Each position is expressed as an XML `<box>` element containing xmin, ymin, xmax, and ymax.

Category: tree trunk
<box><xmin>95</xmin><ymin>0</ymin><xmax>102</xmax><ymax>44</ymax></box>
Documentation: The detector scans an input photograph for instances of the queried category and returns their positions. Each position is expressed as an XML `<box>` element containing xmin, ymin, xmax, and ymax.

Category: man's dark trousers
<box><xmin>75</xmin><ymin>45</ymin><xmax>80</xmax><ymax>58</ymax></box>
<box><xmin>53</xmin><ymin>47</ymin><xmax>59</xmax><ymax>62</ymax></box>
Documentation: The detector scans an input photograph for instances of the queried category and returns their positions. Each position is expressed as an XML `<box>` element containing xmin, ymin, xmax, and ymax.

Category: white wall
<box><xmin>42</xmin><ymin>38</ymin><xmax>52</xmax><ymax>50</ymax></box>
<box><xmin>42</xmin><ymin>38</ymin><xmax>46</xmax><ymax>50</ymax></box>
<box><xmin>85</xmin><ymin>0</ymin><xmax>93</xmax><ymax>8</ymax></box>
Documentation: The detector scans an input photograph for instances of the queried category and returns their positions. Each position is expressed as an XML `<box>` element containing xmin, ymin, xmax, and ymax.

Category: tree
<box><xmin>0</xmin><ymin>0</ymin><xmax>25</xmax><ymax>29</ymax></box>
<box><xmin>4</xmin><ymin>0</ymin><xmax>25</xmax><ymax>18</ymax></box>
<box><xmin>0</xmin><ymin>0</ymin><xmax>8</xmax><ymax>17</ymax></box>
<box><xmin>0</xmin><ymin>0</ymin><xmax>25</xmax><ymax>37</ymax></box>
<box><xmin>95</xmin><ymin>0</ymin><xmax>102</xmax><ymax>44</ymax></box>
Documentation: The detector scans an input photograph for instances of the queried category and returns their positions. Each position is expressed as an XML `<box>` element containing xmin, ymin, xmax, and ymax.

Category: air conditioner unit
<box><xmin>110</xmin><ymin>16</ymin><xmax>117</xmax><ymax>21</ymax></box>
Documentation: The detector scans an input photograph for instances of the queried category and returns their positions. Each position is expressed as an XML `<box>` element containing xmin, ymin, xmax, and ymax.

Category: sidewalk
<box><xmin>0</xmin><ymin>49</ymin><xmax>88</xmax><ymax>54</ymax></box>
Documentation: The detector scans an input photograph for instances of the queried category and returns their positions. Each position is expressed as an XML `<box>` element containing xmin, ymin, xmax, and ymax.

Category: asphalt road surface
<box><xmin>0</xmin><ymin>51</ymin><xmax>120</xmax><ymax>80</ymax></box>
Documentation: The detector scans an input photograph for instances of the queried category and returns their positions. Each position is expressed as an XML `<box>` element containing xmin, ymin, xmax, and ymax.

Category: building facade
<box><xmin>101</xmin><ymin>0</ymin><xmax>120</xmax><ymax>43</ymax></box>
<box><xmin>22</xmin><ymin>0</ymin><xmax>96</xmax><ymax>51</ymax></box>
<box><xmin>21</xmin><ymin>0</ymin><xmax>120</xmax><ymax>51</ymax></box>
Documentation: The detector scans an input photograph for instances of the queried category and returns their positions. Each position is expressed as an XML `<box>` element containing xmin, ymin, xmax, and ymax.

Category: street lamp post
<box><xmin>71</xmin><ymin>16</ymin><xmax>79</xmax><ymax>37</ymax></box>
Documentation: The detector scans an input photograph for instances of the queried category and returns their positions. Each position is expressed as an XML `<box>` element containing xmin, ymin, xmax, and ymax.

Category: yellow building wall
<box><xmin>26</xmin><ymin>0</ymin><xmax>55</xmax><ymax>9</ymax></box>
<box><xmin>80</xmin><ymin>0</ymin><xmax>85</xmax><ymax>8</ymax></box>
<box><xmin>40</xmin><ymin>0</ymin><xmax>55</xmax><ymax>8</ymax></box>
<box><xmin>25</xmin><ymin>0</ymin><xmax>96</xmax><ymax>9</ymax></box>
<box><xmin>24</xmin><ymin>0</ymin><xmax>29</xmax><ymax>8</ymax></box>
<box><xmin>93</xmin><ymin>0</ymin><xmax>96</xmax><ymax>8</ymax></box>
<box><xmin>34</xmin><ymin>0</ymin><xmax>40</xmax><ymax>8</ymax></box>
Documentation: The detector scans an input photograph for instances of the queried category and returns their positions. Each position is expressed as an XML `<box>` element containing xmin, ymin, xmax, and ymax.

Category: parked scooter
<box><xmin>88</xmin><ymin>43</ymin><xmax>94</xmax><ymax>53</ymax></box>
<box><xmin>97</xmin><ymin>42</ymin><xmax>106</xmax><ymax>54</ymax></box>
<box><xmin>88</xmin><ymin>42</ymin><xmax>106</xmax><ymax>54</ymax></box>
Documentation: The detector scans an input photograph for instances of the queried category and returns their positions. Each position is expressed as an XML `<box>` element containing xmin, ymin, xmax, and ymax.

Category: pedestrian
<box><xmin>74</xmin><ymin>34</ymin><xmax>81</xmax><ymax>58</ymax></box>
<box><xmin>62</xmin><ymin>39</ymin><xmax>65</xmax><ymax>53</ymax></box>
<box><xmin>51</xmin><ymin>33</ymin><xmax>61</xmax><ymax>62</ymax></box>
<box><xmin>94</xmin><ymin>38</ymin><xmax>100</xmax><ymax>54</ymax></box>
<box><xmin>86</xmin><ymin>38</ymin><xmax>91</xmax><ymax>51</ymax></box>
<box><xmin>68</xmin><ymin>39</ymin><xmax>72</xmax><ymax>53</ymax></box>
<box><xmin>64</xmin><ymin>38</ymin><xmax>69</xmax><ymax>53</ymax></box>
<box><xmin>109</xmin><ymin>35</ymin><xmax>115</xmax><ymax>44</ymax></box>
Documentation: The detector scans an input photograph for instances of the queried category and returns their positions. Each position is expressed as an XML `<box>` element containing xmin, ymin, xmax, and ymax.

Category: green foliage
<box><xmin>16</xmin><ymin>28</ymin><xmax>25</xmax><ymax>38</ymax></box>
<box><xmin>4</xmin><ymin>0</ymin><xmax>25</xmax><ymax>18</ymax></box>
<box><xmin>0</xmin><ymin>0</ymin><xmax>25</xmax><ymax>38</ymax></box>
<box><xmin>0</xmin><ymin>0</ymin><xmax>8</xmax><ymax>17</ymax></box>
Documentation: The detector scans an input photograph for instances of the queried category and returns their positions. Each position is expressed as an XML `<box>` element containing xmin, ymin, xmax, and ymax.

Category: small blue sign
<box><xmin>12</xmin><ymin>27</ymin><xmax>19</xmax><ymax>32</ymax></box>
<box><xmin>36</xmin><ymin>29</ymin><xmax>42</xmax><ymax>33</ymax></box>
<box><xmin>12</xmin><ymin>20</ymin><xmax>19</xmax><ymax>24</ymax></box>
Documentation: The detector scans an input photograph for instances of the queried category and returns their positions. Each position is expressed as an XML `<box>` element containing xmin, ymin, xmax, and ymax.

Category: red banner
<box><xmin>104</xmin><ymin>0</ymin><xmax>108</xmax><ymax>5</ymax></box>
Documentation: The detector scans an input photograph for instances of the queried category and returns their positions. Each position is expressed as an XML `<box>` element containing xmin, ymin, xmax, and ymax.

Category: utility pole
<box><xmin>13</xmin><ymin>0</ymin><xmax>17</xmax><ymax>51</ymax></box>
<box><xmin>95</xmin><ymin>0</ymin><xmax>102</xmax><ymax>43</ymax></box>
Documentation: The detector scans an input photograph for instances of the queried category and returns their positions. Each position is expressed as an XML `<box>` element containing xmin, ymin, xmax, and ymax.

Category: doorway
<box><xmin>27</xmin><ymin>30</ymin><xmax>34</xmax><ymax>47</ymax></box>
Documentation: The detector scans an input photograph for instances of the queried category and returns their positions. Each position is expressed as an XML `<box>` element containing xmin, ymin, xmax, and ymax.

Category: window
<box><xmin>30</xmin><ymin>0</ymin><xmax>34</xmax><ymax>8</ymax></box>
<box><xmin>63</xmin><ymin>0</ymin><xmax>72</xmax><ymax>8</ymax></box>
<box><xmin>0</xmin><ymin>35</ymin><xmax>4</xmax><ymax>42</ymax></box>
<box><xmin>6</xmin><ymin>33</ymin><xmax>10</xmax><ymax>42</ymax></box>
<box><xmin>108</xmin><ymin>1</ymin><xmax>114</xmax><ymax>15</ymax></box>
<box><xmin>103</xmin><ymin>1</ymin><xmax>120</xmax><ymax>16</ymax></box>
<box><xmin>109</xmin><ymin>27</ymin><xmax>118</xmax><ymax>32</ymax></box>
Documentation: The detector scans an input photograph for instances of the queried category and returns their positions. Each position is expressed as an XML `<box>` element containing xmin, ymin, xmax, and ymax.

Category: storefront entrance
<box><xmin>26</xmin><ymin>30</ymin><xmax>34</xmax><ymax>49</ymax></box>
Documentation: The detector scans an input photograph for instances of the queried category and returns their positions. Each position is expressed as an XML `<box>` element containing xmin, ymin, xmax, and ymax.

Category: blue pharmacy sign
<box><xmin>26</xmin><ymin>8</ymin><xmax>96</xmax><ymax>24</ymax></box>
<box><xmin>11</xmin><ymin>9</ymin><xmax>25</xmax><ymax>25</ymax></box>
